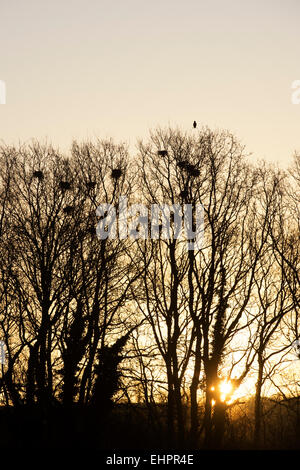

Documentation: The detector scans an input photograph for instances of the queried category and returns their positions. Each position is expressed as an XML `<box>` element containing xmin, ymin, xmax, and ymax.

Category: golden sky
<box><xmin>0</xmin><ymin>0</ymin><xmax>300</xmax><ymax>166</ymax></box>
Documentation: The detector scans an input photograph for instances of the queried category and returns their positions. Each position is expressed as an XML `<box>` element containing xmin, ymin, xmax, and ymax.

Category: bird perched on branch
<box><xmin>193</xmin><ymin>121</ymin><xmax>197</xmax><ymax>129</ymax></box>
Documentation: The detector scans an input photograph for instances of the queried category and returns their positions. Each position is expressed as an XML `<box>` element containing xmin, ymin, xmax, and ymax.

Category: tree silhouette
<box><xmin>0</xmin><ymin>129</ymin><xmax>299</xmax><ymax>449</ymax></box>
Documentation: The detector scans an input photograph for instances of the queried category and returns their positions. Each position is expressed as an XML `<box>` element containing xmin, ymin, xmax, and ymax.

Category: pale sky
<box><xmin>1</xmin><ymin>0</ymin><xmax>300</xmax><ymax>166</ymax></box>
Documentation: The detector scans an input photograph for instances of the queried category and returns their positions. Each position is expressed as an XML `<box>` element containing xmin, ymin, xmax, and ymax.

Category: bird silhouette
<box><xmin>193</xmin><ymin>121</ymin><xmax>197</xmax><ymax>129</ymax></box>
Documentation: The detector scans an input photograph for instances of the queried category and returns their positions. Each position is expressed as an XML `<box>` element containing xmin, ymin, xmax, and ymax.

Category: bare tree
<box><xmin>133</xmin><ymin>127</ymin><xmax>270</xmax><ymax>448</ymax></box>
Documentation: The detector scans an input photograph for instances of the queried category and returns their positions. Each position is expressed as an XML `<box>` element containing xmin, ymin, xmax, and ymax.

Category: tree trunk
<box><xmin>166</xmin><ymin>369</ymin><xmax>175</xmax><ymax>446</ymax></box>
<box><xmin>203</xmin><ymin>388</ymin><xmax>213</xmax><ymax>448</ymax></box>
<box><xmin>189</xmin><ymin>335</ymin><xmax>201</xmax><ymax>447</ymax></box>
<box><xmin>174</xmin><ymin>375</ymin><xmax>184</xmax><ymax>447</ymax></box>
<box><xmin>212</xmin><ymin>401</ymin><xmax>226</xmax><ymax>448</ymax></box>
<box><xmin>254</xmin><ymin>355</ymin><xmax>264</xmax><ymax>447</ymax></box>
<box><xmin>26</xmin><ymin>343</ymin><xmax>39</xmax><ymax>405</ymax></box>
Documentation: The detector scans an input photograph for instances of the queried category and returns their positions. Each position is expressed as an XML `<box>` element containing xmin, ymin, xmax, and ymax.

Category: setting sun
<box><xmin>219</xmin><ymin>380</ymin><xmax>233</xmax><ymax>402</ymax></box>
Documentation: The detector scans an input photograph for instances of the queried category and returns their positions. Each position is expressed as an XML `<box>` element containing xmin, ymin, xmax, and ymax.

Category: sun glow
<box><xmin>219</xmin><ymin>380</ymin><xmax>233</xmax><ymax>402</ymax></box>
